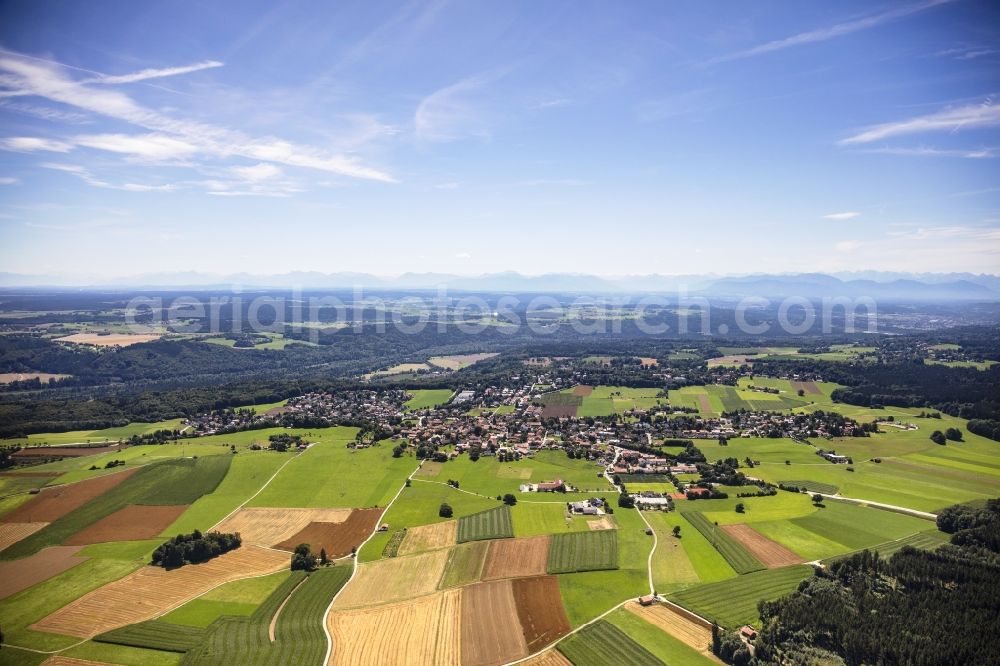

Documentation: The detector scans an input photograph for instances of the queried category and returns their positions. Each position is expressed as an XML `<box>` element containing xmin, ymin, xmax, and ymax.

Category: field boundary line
<box><xmin>321</xmin><ymin>460</ymin><xmax>424</xmax><ymax>666</ymax></box>
<box><xmin>208</xmin><ymin>450</ymin><xmax>302</xmax><ymax>531</ymax></box>
<box><xmin>0</xmin><ymin>637</ymin><xmax>89</xmax><ymax>655</ymax></box>
<box><xmin>816</xmin><ymin>493</ymin><xmax>937</xmax><ymax>520</ymax></box>
<box><xmin>269</xmin><ymin>574</ymin><xmax>308</xmax><ymax>642</ymax></box>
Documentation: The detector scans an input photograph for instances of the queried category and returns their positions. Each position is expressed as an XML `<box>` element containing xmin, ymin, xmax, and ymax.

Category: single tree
<box><xmin>503</xmin><ymin>493</ymin><xmax>517</xmax><ymax>506</ymax></box>
<box><xmin>812</xmin><ymin>493</ymin><xmax>824</xmax><ymax>505</ymax></box>
<box><xmin>735</xmin><ymin>502</ymin><xmax>745</xmax><ymax>513</ymax></box>
<box><xmin>930</xmin><ymin>430</ymin><xmax>947</xmax><ymax>445</ymax></box>
<box><xmin>672</xmin><ymin>525</ymin><xmax>681</xmax><ymax>538</ymax></box>
<box><xmin>439</xmin><ymin>503</ymin><xmax>453</xmax><ymax>518</ymax></box>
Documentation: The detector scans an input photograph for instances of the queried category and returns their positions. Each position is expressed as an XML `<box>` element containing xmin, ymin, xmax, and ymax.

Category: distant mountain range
<box><xmin>1</xmin><ymin>270</ymin><xmax>998</xmax><ymax>301</ymax></box>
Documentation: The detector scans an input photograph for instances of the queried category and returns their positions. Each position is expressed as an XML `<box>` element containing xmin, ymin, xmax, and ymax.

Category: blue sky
<box><xmin>0</xmin><ymin>0</ymin><xmax>998</xmax><ymax>281</ymax></box>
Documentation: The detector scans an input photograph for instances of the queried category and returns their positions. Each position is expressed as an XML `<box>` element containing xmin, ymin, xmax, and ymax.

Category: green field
<box><xmin>182</xmin><ymin>566</ymin><xmax>350</xmax><ymax>665</ymax></box>
<box><xmin>607</xmin><ymin>608</ymin><xmax>717</xmax><ymax>666</ymax></box>
<box><xmin>644</xmin><ymin>511</ymin><xmax>734</xmax><ymax>592</ymax></box>
<box><xmin>439</xmin><ymin>540</ymin><xmax>489</xmax><ymax>588</ymax></box>
<box><xmin>512</xmin><ymin>501</ymin><xmax>593</xmax><ymax>537</ymax></box>
<box><xmin>0</xmin><ymin>556</ymin><xmax>143</xmax><ymax>651</ymax></box>
<box><xmin>161</xmin><ymin>571</ymin><xmax>291</xmax><ymax>627</ymax></box>
<box><xmin>2</xmin><ymin>456</ymin><xmax>232</xmax><ymax>560</ymax></box>
<box><xmin>403</xmin><ymin>389</ymin><xmax>453</xmax><ymax>410</ymax></box>
<box><xmin>669</xmin><ymin>565</ymin><xmax>813</xmax><ymax>629</ymax></box>
<box><xmin>95</xmin><ymin>620</ymin><xmax>205</xmax><ymax>653</ymax></box>
<box><xmin>558</xmin><ymin>619</ymin><xmax>664</xmax><ymax>666</ymax></box>
<box><xmin>418</xmin><ymin>449</ymin><xmax>611</xmax><ymax>497</ymax></box>
<box><xmin>822</xmin><ymin>529</ymin><xmax>948</xmax><ymax>563</ymax></box>
<box><xmin>359</xmin><ymin>480</ymin><xmax>498</xmax><ymax>561</ymax></box>
<box><xmin>247</xmin><ymin>427</ymin><xmax>416</xmax><ymax>508</ymax></box>
<box><xmin>547</xmin><ymin>529</ymin><xmax>619</xmax><ymax>573</ymax></box>
<box><xmin>163</xmin><ymin>452</ymin><xmax>290</xmax><ymax>535</ymax></box>
<box><xmin>456</xmin><ymin>505</ymin><xmax>514</xmax><ymax>542</ymax></box>
<box><xmin>680</xmin><ymin>511</ymin><xmax>764</xmax><ymax>574</ymax></box>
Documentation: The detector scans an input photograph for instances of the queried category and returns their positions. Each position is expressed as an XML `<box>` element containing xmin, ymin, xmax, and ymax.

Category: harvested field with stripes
<box><xmin>670</xmin><ymin>565</ymin><xmax>812</xmax><ymax>629</ymax></box>
<box><xmin>41</xmin><ymin>658</ymin><xmax>113</xmax><ymax>666</ymax></box>
<box><xmin>681</xmin><ymin>511</ymin><xmax>765</xmax><ymax>574</ymax></box>
<box><xmin>461</xmin><ymin>579</ymin><xmax>528</xmax><ymax>666</ymax></box>
<box><xmin>30</xmin><ymin>545</ymin><xmax>287</xmax><ymax>638</ymax></box>
<box><xmin>512</xmin><ymin>575</ymin><xmax>571</xmax><ymax>652</ymax></box>
<box><xmin>1</xmin><ymin>469</ymin><xmax>139</xmax><ymax>523</ymax></box>
<box><xmin>0</xmin><ymin>521</ymin><xmax>47</xmax><ymax>552</ymax></box>
<box><xmin>557</xmin><ymin>620</ymin><xmax>663</xmax><ymax>666</ymax></box>
<box><xmin>274</xmin><ymin>508</ymin><xmax>384</xmax><ymax>557</ymax></box>
<box><xmin>0</xmin><ymin>545</ymin><xmax>87</xmax><ymax>599</ymax></box>
<box><xmin>457</xmin><ymin>505</ymin><xmax>514</xmax><ymax>543</ymax></box>
<box><xmin>624</xmin><ymin>601</ymin><xmax>716</xmax><ymax>657</ymax></box>
<box><xmin>397</xmin><ymin>520</ymin><xmax>456</xmax><ymax>556</ymax></box>
<box><xmin>328</xmin><ymin>589</ymin><xmax>461</xmax><ymax>666</ymax></box>
<box><xmin>333</xmin><ymin>549</ymin><xmax>448</xmax><ymax>609</ymax></box>
<box><xmin>547</xmin><ymin>529</ymin><xmax>618</xmax><ymax>573</ymax></box>
<box><xmin>518</xmin><ymin>650</ymin><xmax>573</xmax><ymax>666</ymax></box>
<box><xmin>214</xmin><ymin>507</ymin><xmax>351</xmax><ymax>546</ymax></box>
<box><xmin>721</xmin><ymin>524</ymin><xmax>804</xmax><ymax>568</ymax></box>
<box><xmin>482</xmin><ymin>535</ymin><xmax>550</xmax><ymax>580</ymax></box>
<box><xmin>64</xmin><ymin>504</ymin><xmax>188</xmax><ymax>545</ymax></box>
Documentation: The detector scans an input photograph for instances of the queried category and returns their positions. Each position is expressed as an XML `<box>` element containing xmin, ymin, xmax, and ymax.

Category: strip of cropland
<box><xmin>456</xmin><ymin>505</ymin><xmax>514</xmax><ymax>542</ymax></box>
<box><xmin>680</xmin><ymin>511</ymin><xmax>765</xmax><ymax>574</ymax></box>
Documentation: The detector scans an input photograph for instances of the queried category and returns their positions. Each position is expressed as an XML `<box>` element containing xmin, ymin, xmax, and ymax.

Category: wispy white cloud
<box><xmin>0</xmin><ymin>176</ymin><xmax>17</xmax><ymax>185</ymax></box>
<box><xmin>0</xmin><ymin>51</ymin><xmax>395</xmax><ymax>183</ymax></box>
<box><xmin>823</xmin><ymin>211</ymin><xmax>861</xmax><ymax>220</ymax></box>
<box><xmin>889</xmin><ymin>225</ymin><xmax>1000</xmax><ymax>242</ymax></box>
<box><xmin>433</xmin><ymin>181</ymin><xmax>459</xmax><ymax>190</ymax></box>
<box><xmin>85</xmin><ymin>61</ymin><xmax>223</xmax><ymax>85</ymax></box>
<box><xmin>933</xmin><ymin>46</ymin><xmax>999</xmax><ymax>60</ymax></box>
<box><xmin>455</xmin><ymin>251</ymin><xmax>472</xmax><ymax>259</ymax></box>
<box><xmin>840</xmin><ymin>100</ymin><xmax>1000</xmax><ymax>144</ymax></box>
<box><xmin>73</xmin><ymin>133</ymin><xmax>199</xmax><ymax>160</ymax></box>
<box><xmin>415</xmin><ymin>73</ymin><xmax>499</xmax><ymax>143</ymax></box>
<box><xmin>41</xmin><ymin>162</ymin><xmax>177</xmax><ymax>192</ymax></box>
<box><xmin>706</xmin><ymin>0</ymin><xmax>955</xmax><ymax>65</ymax></box>
<box><xmin>1</xmin><ymin>136</ymin><xmax>72</xmax><ymax>152</ymax></box>
<box><xmin>859</xmin><ymin>145</ymin><xmax>996</xmax><ymax>158</ymax></box>
<box><xmin>834</xmin><ymin>240</ymin><xmax>862</xmax><ymax>252</ymax></box>
<box><xmin>231</xmin><ymin>162</ymin><xmax>283</xmax><ymax>182</ymax></box>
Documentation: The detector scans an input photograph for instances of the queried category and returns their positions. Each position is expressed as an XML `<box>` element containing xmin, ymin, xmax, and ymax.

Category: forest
<box><xmin>749</xmin><ymin>500</ymin><xmax>1000</xmax><ymax>666</ymax></box>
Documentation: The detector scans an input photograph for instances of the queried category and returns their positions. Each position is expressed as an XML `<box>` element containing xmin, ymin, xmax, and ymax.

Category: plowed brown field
<box><xmin>64</xmin><ymin>505</ymin><xmax>188</xmax><ymax>545</ymax></box>
<box><xmin>512</xmin><ymin>576</ymin><xmax>571</xmax><ymax>652</ymax></box>
<box><xmin>482</xmin><ymin>536</ymin><xmax>549</xmax><ymax>580</ymax></box>
<box><xmin>0</xmin><ymin>545</ymin><xmax>87</xmax><ymax>599</ymax></box>
<box><xmin>1</xmin><ymin>469</ymin><xmax>139</xmax><ymax>523</ymax></box>
<box><xmin>333</xmin><ymin>549</ymin><xmax>448</xmax><ymax>609</ymax></box>
<box><xmin>214</xmin><ymin>507</ymin><xmax>351</xmax><ymax>546</ymax></box>
<box><xmin>398</xmin><ymin>520</ymin><xmax>457</xmax><ymax>556</ymax></box>
<box><xmin>460</xmin><ymin>579</ymin><xmax>528</xmax><ymax>666</ymax></box>
<box><xmin>792</xmin><ymin>381</ymin><xmax>821</xmax><ymax>395</ymax></box>
<box><xmin>328</xmin><ymin>589</ymin><xmax>461</xmax><ymax>666</ymax></box>
<box><xmin>572</xmin><ymin>385</ymin><xmax>594</xmax><ymax>396</ymax></box>
<box><xmin>31</xmin><ymin>545</ymin><xmax>287</xmax><ymax>638</ymax></box>
<box><xmin>721</xmin><ymin>524</ymin><xmax>804</xmax><ymax>568</ymax></box>
<box><xmin>274</xmin><ymin>508</ymin><xmax>383</xmax><ymax>557</ymax></box>
<box><xmin>0</xmin><ymin>522</ymin><xmax>47</xmax><ymax>552</ymax></box>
